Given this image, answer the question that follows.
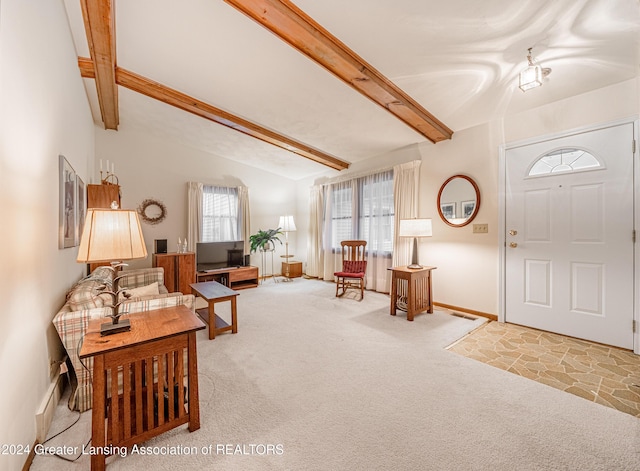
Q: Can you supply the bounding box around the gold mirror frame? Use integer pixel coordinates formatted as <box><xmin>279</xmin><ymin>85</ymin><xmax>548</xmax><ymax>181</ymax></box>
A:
<box><xmin>437</xmin><ymin>175</ymin><xmax>481</xmax><ymax>227</ymax></box>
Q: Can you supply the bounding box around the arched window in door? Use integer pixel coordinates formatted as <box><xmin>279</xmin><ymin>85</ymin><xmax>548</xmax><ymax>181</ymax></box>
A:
<box><xmin>527</xmin><ymin>148</ymin><xmax>603</xmax><ymax>177</ymax></box>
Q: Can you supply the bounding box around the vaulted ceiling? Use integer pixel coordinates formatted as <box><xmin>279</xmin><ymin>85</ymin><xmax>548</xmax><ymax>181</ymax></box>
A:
<box><xmin>63</xmin><ymin>0</ymin><xmax>640</xmax><ymax>180</ymax></box>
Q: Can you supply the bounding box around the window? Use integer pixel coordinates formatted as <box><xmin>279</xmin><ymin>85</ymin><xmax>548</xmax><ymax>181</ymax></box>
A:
<box><xmin>202</xmin><ymin>185</ymin><xmax>239</xmax><ymax>242</ymax></box>
<box><xmin>328</xmin><ymin>169</ymin><xmax>394</xmax><ymax>254</ymax></box>
<box><xmin>528</xmin><ymin>148</ymin><xmax>603</xmax><ymax>177</ymax></box>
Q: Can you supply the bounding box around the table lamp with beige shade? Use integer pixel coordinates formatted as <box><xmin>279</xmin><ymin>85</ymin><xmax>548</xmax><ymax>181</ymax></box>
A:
<box><xmin>76</xmin><ymin>207</ymin><xmax>148</xmax><ymax>335</ymax></box>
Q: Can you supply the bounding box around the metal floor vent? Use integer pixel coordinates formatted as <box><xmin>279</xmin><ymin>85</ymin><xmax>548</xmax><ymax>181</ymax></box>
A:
<box><xmin>449</xmin><ymin>311</ymin><xmax>477</xmax><ymax>321</ymax></box>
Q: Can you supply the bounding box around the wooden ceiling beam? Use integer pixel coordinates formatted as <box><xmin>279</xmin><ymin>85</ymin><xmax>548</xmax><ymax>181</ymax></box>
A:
<box><xmin>78</xmin><ymin>58</ymin><xmax>350</xmax><ymax>171</ymax></box>
<box><xmin>224</xmin><ymin>0</ymin><xmax>453</xmax><ymax>143</ymax></box>
<box><xmin>80</xmin><ymin>0</ymin><xmax>119</xmax><ymax>129</ymax></box>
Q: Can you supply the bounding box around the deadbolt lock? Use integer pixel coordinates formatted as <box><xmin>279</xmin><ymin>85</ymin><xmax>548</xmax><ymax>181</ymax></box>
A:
<box><xmin>509</xmin><ymin>230</ymin><xmax>518</xmax><ymax>236</ymax></box>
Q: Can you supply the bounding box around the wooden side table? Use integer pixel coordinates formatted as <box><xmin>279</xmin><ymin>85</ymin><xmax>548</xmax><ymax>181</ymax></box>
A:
<box><xmin>79</xmin><ymin>305</ymin><xmax>205</xmax><ymax>471</ymax></box>
<box><xmin>282</xmin><ymin>261</ymin><xmax>302</xmax><ymax>278</ymax></box>
<box><xmin>190</xmin><ymin>281</ymin><xmax>239</xmax><ymax>340</ymax></box>
<box><xmin>388</xmin><ymin>266</ymin><xmax>437</xmax><ymax>321</ymax></box>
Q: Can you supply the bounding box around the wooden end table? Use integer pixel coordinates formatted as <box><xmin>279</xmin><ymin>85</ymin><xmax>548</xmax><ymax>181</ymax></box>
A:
<box><xmin>190</xmin><ymin>281</ymin><xmax>239</xmax><ymax>340</ymax></box>
<box><xmin>388</xmin><ymin>265</ymin><xmax>437</xmax><ymax>321</ymax></box>
<box><xmin>79</xmin><ymin>305</ymin><xmax>205</xmax><ymax>471</ymax></box>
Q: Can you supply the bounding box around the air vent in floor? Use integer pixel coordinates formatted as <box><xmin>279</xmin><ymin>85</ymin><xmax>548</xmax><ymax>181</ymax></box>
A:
<box><xmin>449</xmin><ymin>311</ymin><xmax>477</xmax><ymax>321</ymax></box>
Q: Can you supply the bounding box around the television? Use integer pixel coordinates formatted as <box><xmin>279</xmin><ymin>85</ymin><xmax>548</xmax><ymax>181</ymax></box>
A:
<box><xmin>196</xmin><ymin>240</ymin><xmax>245</xmax><ymax>271</ymax></box>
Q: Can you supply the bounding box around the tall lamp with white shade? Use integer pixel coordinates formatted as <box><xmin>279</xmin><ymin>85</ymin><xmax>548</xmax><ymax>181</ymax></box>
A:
<box><xmin>76</xmin><ymin>208</ymin><xmax>148</xmax><ymax>335</ymax></box>
<box><xmin>278</xmin><ymin>215</ymin><xmax>296</xmax><ymax>279</ymax></box>
<box><xmin>399</xmin><ymin>218</ymin><xmax>433</xmax><ymax>269</ymax></box>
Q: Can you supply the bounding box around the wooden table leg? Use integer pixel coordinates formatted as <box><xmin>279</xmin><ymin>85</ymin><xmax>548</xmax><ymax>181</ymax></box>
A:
<box><xmin>390</xmin><ymin>274</ymin><xmax>397</xmax><ymax>316</ymax></box>
<box><xmin>208</xmin><ymin>300</ymin><xmax>215</xmax><ymax>340</ymax></box>
<box><xmin>407</xmin><ymin>279</ymin><xmax>414</xmax><ymax>321</ymax></box>
<box><xmin>91</xmin><ymin>354</ymin><xmax>106</xmax><ymax>471</ymax></box>
<box><xmin>427</xmin><ymin>271</ymin><xmax>433</xmax><ymax>313</ymax></box>
<box><xmin>187</xmin><ymin>332</ymin><xmax>201</xmax><ymax>432</ymax></box>
<box><xmin>231</xmin><ymin>296</ymin><xmax>238</xmax><ymax>333</ymax></box>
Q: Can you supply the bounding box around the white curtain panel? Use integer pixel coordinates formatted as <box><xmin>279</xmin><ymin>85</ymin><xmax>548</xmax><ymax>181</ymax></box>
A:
<box><xmin>392</xmin><ymin>160</ymin><xmax>421</xmax><ymax>267</ymax></box>
<box><xmin>306</xmin><ymin>185</ymin><xmax>324</xmax><ymax>278</ymax></box>
<box><xmin>238</xmin><ymin>185</ymin><xmax>250</xmax><ymax>255</ymax></box>
<box><xmin>187</xmin><ymin>181</ymin><xmax>203</xmax><ymax>252</ymax></box>
<box><xmin>188</xmin><ymin>183</ymin><xmax>249</xmax><ymax>253</ymax></box>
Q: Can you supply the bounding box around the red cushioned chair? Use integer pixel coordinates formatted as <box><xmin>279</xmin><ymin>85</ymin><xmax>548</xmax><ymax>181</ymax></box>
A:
<box><xmin>334</xmin><ymin>240</ymin><xmax>367</xmax><ymax>300</ymax></box>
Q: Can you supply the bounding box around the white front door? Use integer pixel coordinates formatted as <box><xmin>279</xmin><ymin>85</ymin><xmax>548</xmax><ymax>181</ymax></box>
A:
<box><xmin>505</xmin><ymin>123</ymin><xmax>634</xmax><ymax>349</ymax></box>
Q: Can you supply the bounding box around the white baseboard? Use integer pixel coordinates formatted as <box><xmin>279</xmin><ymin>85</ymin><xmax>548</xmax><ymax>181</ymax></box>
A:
<box><xmin>35</xmin><ymin>363</ymin><xmax>66</xmax><ymax>443</ymax></box>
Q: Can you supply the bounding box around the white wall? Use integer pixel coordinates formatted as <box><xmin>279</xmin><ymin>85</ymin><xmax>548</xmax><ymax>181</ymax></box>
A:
<box><xmin>95</xmin><ymin>125</ymin><xmax>299</xmax><ymax>271</ymax></box>
<box><xmin>505</xmin><ymin>79</ymin><xmax>638</xmax><ymax>144</ymax></box>
<box><xmin>417</xmin><ymin>123</ymin><xmax>501</xmax><ymax>315</ymax></box>
<box><xmin>0</xmin><ymin>0</ymin><xmax>95</xmax><ymax>468</ymax></box>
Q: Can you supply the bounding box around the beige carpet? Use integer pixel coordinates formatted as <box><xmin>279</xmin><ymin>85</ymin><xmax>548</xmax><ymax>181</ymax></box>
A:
<box><xmin>31</xmin><ymin>279</ymin><xmax>640</xmax><ymax>470</ymax></box>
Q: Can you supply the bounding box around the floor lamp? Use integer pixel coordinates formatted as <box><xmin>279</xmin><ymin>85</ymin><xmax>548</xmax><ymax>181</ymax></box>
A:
<box><xmin>76</xmin><ymin>208</ymin><xmax>148</xmax><ymax>335</ymax></box>
<box><xmin>399</xmin><ymin>218</ymin><xmax>432</xmax><ymax>269</ymax></box>
<box><xmin>278</xmin><ymin>215</ymin><xmax>296</xmax><ymax>280</ymax></box>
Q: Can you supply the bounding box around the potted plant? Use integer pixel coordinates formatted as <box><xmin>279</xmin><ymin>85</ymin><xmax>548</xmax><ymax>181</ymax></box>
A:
<box><xmin>249</xmin><ymin>228</ymin><xmax>283</xmax><ymax>253</ymax></box>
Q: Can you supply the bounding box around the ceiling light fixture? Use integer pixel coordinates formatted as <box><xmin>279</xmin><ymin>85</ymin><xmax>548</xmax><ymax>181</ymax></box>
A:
<box><xmin>519</xmin><ymin>48</ymin><xmax>551</xmax><ymax>92</ymax></box>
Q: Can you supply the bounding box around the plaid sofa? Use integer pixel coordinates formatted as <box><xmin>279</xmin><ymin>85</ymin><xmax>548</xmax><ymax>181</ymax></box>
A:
<box><xmin>53</xmin><ymin>266</ymin><xmax>195</xmax><ymax>412</ymax></box>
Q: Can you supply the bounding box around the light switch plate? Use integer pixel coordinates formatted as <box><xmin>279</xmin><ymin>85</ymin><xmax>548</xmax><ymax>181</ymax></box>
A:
<box><xmin>473</xmin><ymin>224</ymin><xmax>488</xmax><ymax>233</ymax></box>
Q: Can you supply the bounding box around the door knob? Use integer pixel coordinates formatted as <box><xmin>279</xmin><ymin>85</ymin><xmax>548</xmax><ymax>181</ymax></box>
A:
<box><xmin>509</xmin><ymin>242</ymin><xmax>518</xmax><ymax>248</ymax></box>
<box><xmin>509</xmin><ymin>230</ymin><xmax>518</xmax><ymax>236</ymax></box>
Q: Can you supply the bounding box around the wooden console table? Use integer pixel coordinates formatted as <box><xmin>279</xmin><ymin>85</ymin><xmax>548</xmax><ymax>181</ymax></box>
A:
<box><xmin>153</xmin><ymin>252</ymin><xmax>196</xmax><ymax>294</ymax></box>
<box><xmin>190</xmin><ymin>281</ymin><xmax>239</xmax><ymax>340</ymax></box>
<box><xmin>196</xmin><ymin>265</ymin><xmax>258</xmax><ymax>290</ymax></box>
<box><xmin>79</xmin><ymin>305</ymin><xmax>205</xmax><ymax>471</ymax></box>
<box><xmin>388</xmin><ymin>266</ymin><xmax>437</xmax><ymax>321</ymax></box>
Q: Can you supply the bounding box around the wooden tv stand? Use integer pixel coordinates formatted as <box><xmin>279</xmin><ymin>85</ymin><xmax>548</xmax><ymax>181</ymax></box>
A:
<box><xmin>196</xmin><ymin>266</ymin><xmax>258</xmax><ymax>290</ymax></box>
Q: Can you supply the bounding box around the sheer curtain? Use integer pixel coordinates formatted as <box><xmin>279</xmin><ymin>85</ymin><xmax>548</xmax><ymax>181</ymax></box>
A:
<box><xmin>320</xmin><ymin>169</ymin><xmax>394</xmax><ymax>293</ymax></box>
<box><xmin>202</xmin><ymin>185</ymin><xmax>238</xmax><ymax>241</ymax></box>
<box><xmin>187</xmin><ymin>183</ymin><xmax>250</xmax><ymax>249</ymax></box>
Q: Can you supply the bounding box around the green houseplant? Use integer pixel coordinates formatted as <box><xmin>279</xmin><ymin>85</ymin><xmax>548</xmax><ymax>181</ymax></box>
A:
<box><xmin>249</xmin><ymin>228</ymin><xmax>283</xmax><ymax>253</ymax></box>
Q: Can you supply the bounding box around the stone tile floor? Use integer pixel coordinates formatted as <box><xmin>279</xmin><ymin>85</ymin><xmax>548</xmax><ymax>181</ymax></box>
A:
<box><xmin>447</xmin><ymin>321</ymin><xmax>640</xmax><ymax>418</ymax></box>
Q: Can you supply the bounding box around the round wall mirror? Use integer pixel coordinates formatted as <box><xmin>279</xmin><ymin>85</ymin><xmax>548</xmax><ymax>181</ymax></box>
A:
<box><xmin>437</xmin><ymin>175</ymin><xmax>481</xmax><ymax>227</ymax></box>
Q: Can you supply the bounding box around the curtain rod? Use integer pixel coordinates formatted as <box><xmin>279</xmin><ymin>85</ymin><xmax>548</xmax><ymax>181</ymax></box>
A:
<box><xmin>318</xmin><ymin>164</ymin><xmax>394</xmax><ymax>187</ymax></box>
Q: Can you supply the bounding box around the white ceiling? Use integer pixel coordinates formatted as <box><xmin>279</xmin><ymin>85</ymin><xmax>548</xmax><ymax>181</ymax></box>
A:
<box><xmin>63</xmin><ymin>0</ymin><xmax>640</xmax><ymax>180</ymax></box>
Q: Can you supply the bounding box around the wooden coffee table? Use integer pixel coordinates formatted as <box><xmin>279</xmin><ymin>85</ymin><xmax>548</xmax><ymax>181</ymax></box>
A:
<box><xmin>190</xmin><ymin>281</ymin><xmax>239</xmax><ymax>340</ymax></box>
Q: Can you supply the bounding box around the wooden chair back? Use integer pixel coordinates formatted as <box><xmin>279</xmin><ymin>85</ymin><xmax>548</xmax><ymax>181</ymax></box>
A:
<box><xmin>340</xmin><ymin>240</ymin><xmax>367</xmax><ymax>264</ymax></box>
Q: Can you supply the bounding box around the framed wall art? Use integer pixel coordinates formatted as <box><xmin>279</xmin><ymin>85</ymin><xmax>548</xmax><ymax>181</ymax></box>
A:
<box><xmin>59</xmin><ymin>155</ymin><xmax>76</xmax><ymax>249</ymax></box>
<box><xmin>440</xmin><ymin>202</ymin><xmax>456</xmax><ymax>220</ymax></box>
<box><xmin>461</xmin><ymin>200</ymin><xmax>476</xmax><ymax>219</ymax></box>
